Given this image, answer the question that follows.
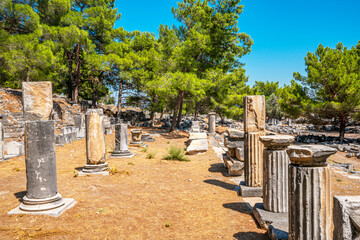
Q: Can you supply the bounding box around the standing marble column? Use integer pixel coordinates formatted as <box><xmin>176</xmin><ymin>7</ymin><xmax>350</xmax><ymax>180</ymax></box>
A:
<box><xmin>8</xmin><ymin>82</ymin><xmax>76</xmax><ymax>216</ymax></box>
<box><xmin>110</xmin><ymin>124</ymin><xmax>135</xmax><ymax>158</ymax></box>
<box><xmin>208</xmin><ymin>112</ymin><xmax>216</xmax><ymax>136</ymax></box>
<box><xmin>260</xmin><ymin>135</ymin><xmax>294</xmax><ymax>213</ymax></box>
<box><xmin>287</xmin><ymin>145</ymin><xmax>337</xmax><ymax>240</ymax></box>
<box><xmin>243</xmin><ymin>95</ymin><xmax>265</xmax><ymax>188</ymax></box>
<box><xmin>80</xmin><ymin>109</ymin><xmax>108</xmax><ymax>175</ymax></box>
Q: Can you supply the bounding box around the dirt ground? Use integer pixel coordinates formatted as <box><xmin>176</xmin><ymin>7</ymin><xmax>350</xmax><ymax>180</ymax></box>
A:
<box><xmin>0</xmin><ymin>128</ymin><xmax>359</xmax><ymax>240</ymax></box>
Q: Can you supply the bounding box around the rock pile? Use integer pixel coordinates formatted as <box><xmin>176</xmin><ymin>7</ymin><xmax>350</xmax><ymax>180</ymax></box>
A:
<box><xmin>222</xmin><ymin>128</ymin><xmax>244</xmax><ymax>176</ymax></box>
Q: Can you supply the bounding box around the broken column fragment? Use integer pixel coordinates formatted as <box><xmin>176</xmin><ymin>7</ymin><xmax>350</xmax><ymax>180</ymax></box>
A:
<box><xmin>22</xmin><ymin>82</ymin><xmax>53</xmax><ymax>121</ymax></box>
<box><xmin>80</xmin><ymin>109</ymin><xmax>108</xmax><ymax>175</ymax></box>
<box><xmin>110</xmin><ymin>124</ymin><xmax>135</xmax><ymax>158</ymax></box>
<box><xmin>287</xmin><ymin>145</ymin><xmax>337</xmax><ymax>240</ymax></box>
<box><xmin>243</xmin><ymin>95</ymin><xmax>265</xmax><ymax>188</ymax></box>
<box><xmin>260</xmin><ymin>135</ymin><xmax>294</xmax><ymax>213</ymax></box>
<box><xmin>208</xmin><ymin>112</ymin><xmax>216</xmax><ymax>136</ymax></box>
<box><xmin>8</xmin><ymin>120</ymin><xmax>76</xmax><ymax>216</ymax></box>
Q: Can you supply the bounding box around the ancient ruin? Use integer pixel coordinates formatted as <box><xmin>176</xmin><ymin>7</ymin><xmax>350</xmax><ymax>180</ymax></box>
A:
<box><xmin>287</xmin><ymin>145</ymin><xmax>337</xmax><ymax>240</ymax></box>
<box><xmin>110</xmin><ymin>123</ymin><xmax>135</xmax><ymax>158</ymax></box>
<box><xmin>79</xmin><ymin>109</ymin><xmax>108</xmax><ymax>175</ymax></box>
<box><xmin>208</xmin><ymin>112</ymin><xmax>216</xmax><ymax>136</ymax></box>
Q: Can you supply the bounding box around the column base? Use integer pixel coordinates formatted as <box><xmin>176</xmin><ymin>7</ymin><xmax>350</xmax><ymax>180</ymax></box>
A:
<box><xmin>253</xmin><ymin>203</ymin><xmax>288</xmax><ymax>240</ymax></box>
<box><xmin>109</xmin><ymin>151</ymin><xmax>136</xmax><ymax>158</ymax></box>
<box><xmin>78</xmin><ymin>163</ymin><xmax>109</xmax><ymax>176</ymax></box>
<box><xmin>8</xmin><ymin>197</ymin><xmax>76</xmax><ymax>217</ymax></box>
<box><xmin>238</xmin><ymin>181</ymin><xmax>262</xmax><ymax>197</ymax></box>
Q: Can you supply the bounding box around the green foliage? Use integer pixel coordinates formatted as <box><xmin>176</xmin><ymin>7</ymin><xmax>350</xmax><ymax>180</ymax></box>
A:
<box><xmin>251</xmin><ymin>81</ymin><xmax>279</xmax><ymax>98</ymax></box>
<box><xmin>146</xmin><ymin>152</ymin><xmax>156</xmax><ymax>159</ymax></box>
<box><xmin>163</xmin><ymin>146</ymin><xmax>190</xmax><ymax>162</ymax></box>
<box><xmin>266</xmin><ymin>93</ymin><xmax>284</xmax><ymax>119</ymax></box>
<box><xmin>280</xmin><ymin>42</ymin><xmax>360</xmax><ymax>141</ymax></box>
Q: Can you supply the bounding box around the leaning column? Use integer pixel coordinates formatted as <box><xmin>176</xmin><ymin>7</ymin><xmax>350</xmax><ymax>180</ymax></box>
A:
<box><xmin>8</xmin><ymin>81</ymin><xmax>76</xmax><ymax>217</ymax></box>
<box><xmin>110</xmin><ymin>124</ymin><xmax>135</xmax><ymax>158</ymax></box>
<box><xmin>79</xmin><ymin>109</ymin><xmax>108</xmax><ymax>175</ymax></box>
<box><xmin>208</xmin><ymin>112</ymin><xmax>216</xmax><ymax>136</ymax></box>
<box><xmin>239</xmin><ymin>95</ymin><xmax>265</xmax><ymax>197</ymax></box>
<box><xmin>260</xmin><ymin>135</ymin><xmax>294</xmax><ymax>213</ymax></box>
<box><xmin>287</xmin><ymin>145</ymin><xmax>336</xmax><ymax>240</ymax></box>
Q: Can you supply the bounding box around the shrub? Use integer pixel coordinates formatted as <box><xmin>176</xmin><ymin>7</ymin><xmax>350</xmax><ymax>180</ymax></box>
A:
<box><xmin>141</xmin><ymin>147</ymin><xmax>148</xmax><ymax>152</ymax></box>
<box><xmin>163</xmin><ymin>146</ymin><xmax>190</xmax><ymax>162</ymax></box>
<box><xmin>146</xmin><ymin>152</ymin><xmax>156</xmax><ymax>159</ymax></box>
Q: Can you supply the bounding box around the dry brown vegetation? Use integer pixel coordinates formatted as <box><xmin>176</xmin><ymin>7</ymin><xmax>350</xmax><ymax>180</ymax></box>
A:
<box><xmin>0</xmin><ymin>128</ymin><xmax>359</xmax><ymax>239</ymax></box>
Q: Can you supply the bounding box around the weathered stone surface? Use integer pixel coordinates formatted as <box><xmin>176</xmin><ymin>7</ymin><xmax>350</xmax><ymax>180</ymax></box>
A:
<box><xmin>110</xmin><ymin>124</ymin><xmax>134</xmax><ymax>158</ymax></box>
<box><xmin>244</xmin><ymin>95</ymin><xmax>265</xmax><ymax>133</ymax></box>
<box><xmin>226</xmin><ymin>129</ymin><xmax>244</xmax><ymax>139</ymax></box>
<box><xmin>85</xmin><ymin>110</ymin><xmax>106</xmax><ymax>165</ymax></box>
<box><xmin>223</xmin><ymin>153</ymin><xmax>244</xmax><ymax>176</ymax></box>
<box><xmin>228</xmin><ymin>147</ymin><xmax>236</xmax><ymax>158</ymax></box>
<box><xmin>24</xmin><ymin>120</ymin><xmax>58</xmax><ymax>199</ymax></box>
<box><xmin>141</xmin><ymin>133</ymin><xmax>155</xmax><ymax>142</ymax></box>
<box><xmin>5</xmin><ymin>141</ymin><xmax>25</xmax><ymax>156</ymax></box>
<box><xmin>235</xmin><ymin>147</ymin><xmax>244</xmax><ymax>161</ymax></box>
<box><xmin>333</xmin><ymin>196</ymin><xmax>360</xmax><ymax>240</ymax></box>
<box><xmin>263</xmin><ymin>150</ymin><xmax>289</xmax><ymax>213</ymax></box>
<box><xmin>238</xmin><ymin>182</ymin><xmax>263</xmax><ymax>197</ymax></box>
<box><xmin>208</xmin><ymin>112</ymin><xmax>216</xmax><ymax>135</ymax></box>
<box><xmin>22</xmin><ymin>82</ymin><xmax>53</xmax><ymax>121</ymax></box>
<box><xmin>260</xmin><ymin>135</ymin><xmax>295</xmax><ymax>150</ymax></box>
<box><xmin>244</xmin><ymin>132</ymin><xmax>265</xmax><ymax>187</ymax></box>
<box><xmin>287</xmin><ymin>145</ymin><xmax>337</xmax><ymax>166</ymax></box>
<box><xmin>289</xmin><ymin>164</ymin><xmax>331</xmax><ymax>240</ymax></box>
<box><xmin>186</xmin><ymin>139</ymin><xmax>208</xmax><ymax>155</ymax></box>
<box><xmin>224</xmin><ymin>136</ymin><xmax>244</xmax><ymax>149</ymax></box>
<box><xmin>130</xmin><ymin>129</ymin><xmax>142</xmax><ymax>144</ymax></box>
<box><xmin>189</xmin><ymin>132</ymin><xmax>207</xmax><ymax>140</ymax></box>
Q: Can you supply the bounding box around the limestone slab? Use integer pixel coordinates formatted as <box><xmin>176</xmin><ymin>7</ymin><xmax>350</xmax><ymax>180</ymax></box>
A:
<box><xmin>189</xmin><ymin>132</ymin><xmax>207</xmax><ymax>140</ymax></box>
<box><xmin>226</xmin><ymin>129</ymin><xmax>244</xmax><ymax>139</ymax></box>
<box><xmin>224</xmin><ymin>136</ymin><xmax>244</xmax><ymax>149</ymax></box>
<box><xmin>223</xmin><ymin>154</ymin><xmax>244</xmax><ymax>176</ymax></box>
<box><xmin>186</xmin><ymin>139</ymin><xmax>208</xmax><ymax>155</ymax></box>
<box><xmin>238</xmin><ymin>181</ymin><xmax>262</xmax><ymax>197</ymax></box>
<box><xmin>22</xmin><ymin>82</ymin><xmax>53</xmax><ymax>121</ymax></box>
<box><xmin>287</xmin><ymin>144</ymin><xmax>337</xmax><ymax>166</ymax></box>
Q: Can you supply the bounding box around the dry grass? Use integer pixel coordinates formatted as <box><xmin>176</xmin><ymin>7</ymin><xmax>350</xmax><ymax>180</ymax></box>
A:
<box><xmin>0</xmin><ymin>127</ymin><xmax>358</xmax><ymax>239</ymax></box>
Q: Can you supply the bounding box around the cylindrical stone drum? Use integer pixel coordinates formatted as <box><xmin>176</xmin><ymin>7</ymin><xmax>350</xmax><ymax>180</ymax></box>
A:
<box><xmin>289</xmin><ymin>164</ymin><xmax>331</xmax><ymax>240</ymax></box>
<box><xmin>244</xmin><ymin>132</ymin><xmax>264</xmax><ymax>187</ymax></box>
<box><xmin>208</xmin><ymin>112</ymin><xmax>216</xmax><ymax>135</ymax></box>
<box><xmin>25</xmin><ymin>120</ymin><xmax>58</xmax><ymax>199</ymax></box>
<box><xmin>263</xmin><ymin>150</ymin><xmax>289</xmax><ymax>212</ymax></box>
<box><xmin>86</xmin><ymin>110</ymin><xmax>106</xmax><ymax>165</ymax></box>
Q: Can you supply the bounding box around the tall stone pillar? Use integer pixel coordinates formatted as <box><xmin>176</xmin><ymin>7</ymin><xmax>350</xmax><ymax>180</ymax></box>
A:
<box><xmin>287</xmin><ymin>145</ymin><xmax>336</xmax><ymax>240</ymax></box>
<box><xmin>260</xmin><ymin>135</ymin><xmax>294</xmax><ymax>213</ymax></box>
<box><xmin>110</xmin><ymin>124</ymin><xmax>135</xmax><ymax>158</ymax></box>
<box><xmin>80</xmin><ymin>109</ymin><xmax>108</xmax><ymax>175</ymax></box>
<box><xmin>208</xmin><ymin>112</ymin><xmax>216</xmax><ymax>136</ymax></box>
<box><xmin>243</xmin><ymin>95</ymin><xmax>265</xmax><ymax>188</ymax></box>
<box><xmin>8</xmin><ymin>82</ymin><xmax>76</xmax><ymax>216</ymax></box>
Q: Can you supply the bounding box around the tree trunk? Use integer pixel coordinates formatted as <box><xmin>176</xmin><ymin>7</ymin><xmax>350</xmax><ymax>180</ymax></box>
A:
<box><xmin>159</xmin><ymin>108</ymin><xmax>164</xmax><ymax>124</ymax></box>
<box><xmin>66</xmin><ymin>52</ymin><xmax>73</xmax><ymax>99</ymax></box>
<box><xmin>170</xmin><ymin>89</ymin><xmax>184</xmax><ymax>132</ymax></box>
<box><xmin>176</xmin><ymin>98</ymin><xmax>184</xmax><ymax>128</ymax></box>
<box><xmin>91</xmin><ymin>80</ymin><xmax>98</xmax><ymax>108</ymax></box>
<box><xmin>71</xmin><ymin>43</ymin><xmax>81</xmax><ymax>104</ymax></box>
<box><xmin>339</xmin><ymin>112</ymin><xmax>346</xmax><ymax>142</ymax></box>
<box><xmin>194</xmin><ymin>102</ymin><xmax>200</xmax><ymax>120</ymax></box>
<box><xmin>117</xmin><ymin>81</ymin><xmax>123</xmax><ymax>118</ymax></box>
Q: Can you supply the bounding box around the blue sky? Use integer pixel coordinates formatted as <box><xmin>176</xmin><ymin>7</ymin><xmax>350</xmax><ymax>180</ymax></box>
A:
<box><xmin>114</xmin><ymin>0</ymin><xmax>360</xmax><ymax>87</ymax></box>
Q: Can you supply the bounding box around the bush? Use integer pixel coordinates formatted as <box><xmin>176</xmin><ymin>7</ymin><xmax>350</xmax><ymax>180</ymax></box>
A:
<box><xmin>163</xmin><ymin>146</ymin><xmax>189</xmax><ymax>162</ymax></box>
<box><xmin>146</xmin><ymin>152</ymin><xmax>156</xmax><ymax>159</ymax></box>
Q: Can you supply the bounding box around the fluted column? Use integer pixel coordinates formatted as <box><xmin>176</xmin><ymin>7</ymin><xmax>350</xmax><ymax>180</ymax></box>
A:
<box><xmin>0</xmin><ymin>118</ymin><xmax>3</xmax><ymax>161</ymax></box>
<box><xmin>287</xmin><ymin>145</ymin><xmax>336</xmax><ymax>240</ymax></box>
<box><xmin>244</xmin><ymin>132</ymin><xmax>265</xmax><ymax>187</ymax></box>
<box><xmin>260</xmin><ymin>135</ymin><xmax>294</xmax><ymax>213</ymax></box>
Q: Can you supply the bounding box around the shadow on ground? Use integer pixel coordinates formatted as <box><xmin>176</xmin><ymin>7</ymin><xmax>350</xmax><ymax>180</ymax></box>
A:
<box><xmin>233</xmin><ymin>231</ymin><xmax>267</xmax><ymax>240</ymax></box>
<box><xmin>14</xmin><ymin>191</ymin><xmax>26</xmax><ymax>202</ymax></box>
<box><xmin>204</xmin><ymin>179</ymin><xmax>237</xmax><ymax>191</ymax></box>
<box><xmin>208</xmin><ymin>163</ymin><xmax>229</xmax><ymax>176</ymax></box>
<box><xmin>223</xmin><ymin>202</ymin><xmax>253</xmax><ymax>215</ymax></box>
